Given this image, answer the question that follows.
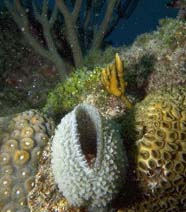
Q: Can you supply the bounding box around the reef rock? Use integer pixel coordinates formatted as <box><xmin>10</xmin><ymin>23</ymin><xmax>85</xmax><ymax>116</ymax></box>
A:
<box><xmin>28</xmin><ymin>142</ymin><xmax>83</xmax><ymax>212</ymax></box>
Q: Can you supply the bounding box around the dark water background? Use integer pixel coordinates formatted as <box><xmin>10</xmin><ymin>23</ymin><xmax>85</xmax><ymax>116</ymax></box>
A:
<box><xmin>0</xmin><ymin>0</ymin><xmax>178</xmax><ymax>46</ymax></box>
<box><xmin>110</xmin><ymin>0</ymin><xmax>177</xmax><ymax>46</ymax></box>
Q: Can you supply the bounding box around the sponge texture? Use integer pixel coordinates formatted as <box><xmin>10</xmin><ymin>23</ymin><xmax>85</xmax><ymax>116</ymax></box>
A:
<box><xmin>51</xmin><ymin>104</ymin><xmax>127</xmax><ymax>210</ymax></box>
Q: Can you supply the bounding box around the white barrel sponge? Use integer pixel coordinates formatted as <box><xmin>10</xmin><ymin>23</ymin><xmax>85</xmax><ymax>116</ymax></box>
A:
<box><xmin>51</xmin><ymin>104</ymin><xmax>127</xmax><ymax>211</ymax></box>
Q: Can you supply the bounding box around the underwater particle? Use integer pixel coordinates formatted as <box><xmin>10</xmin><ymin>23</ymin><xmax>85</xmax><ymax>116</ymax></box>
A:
<box><xmin>51</xmin><ymin>103</ymin><xmax>127</xmax><ymax>211</ymax></box>
<box><xmin>0</xmin><ymin>188</ymin><xmax>12</xmax><ymax>205</ymax></box>
<box><xmin>0</xmin><ymin>109</ymin><xmax>55</xmax><ymax>211</ymax></box>
<box><xmin>18</xmin><ymin>197</ymin><xmax>28</xmax><ymax>207</ymax></box>
<box><xmin>30</xmin><ymin>147</ymin><xmax>42</xmax><ymax>163</ymax></box>
<box><xmin>0</xmin><ymin>175</ymin><xmax>14</xmax><ymax>188</ymax></box>
<box><xmin>121</xmin><ymin>86</ymin><xmax>186</xmax><ymax>211</ymax></box>
<box><xmin>15</xmin><ymin>119</ymin><xmax>29</xmax><ymax>130</ymax></box>
<box><xmin>34</xmin><ymin>132</ymin><xmax>49</xmax><ymax>147</ymax></box>
<box><xmin>1</xmin><ymin>165</ymin><xmax>14</xmax><ymax>176</ymax></box>
<box><xmin>17</xmin><ymin>167</ymin><xmax>32</xmax><ymax>180</ymax></box>
<box><xmin>12</xmin><ymin>183</ymin><xmax>26</xmax><ymax>200</ymax></box>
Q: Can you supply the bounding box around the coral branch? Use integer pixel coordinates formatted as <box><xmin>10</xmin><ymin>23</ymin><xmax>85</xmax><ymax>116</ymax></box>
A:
<box><xmin>49</xmin><ymin>4</ymin><xmax>58</xmax><ymax>26</ymax></box>
<box><xmin>5</xmin><ymin>0</ymin><xmax>139</xmax><ymax>78</ymax></box>
<box><xmin>91</xmin><ymin>0</ymin><xmax>117</xmax><ymax>50</ymax></box>
<box><xmin>56</xmin><ymin>0</ymin><xmax>83</xmax><ymax>67</ymax></box>
<box><xmin>5</xmin><ymin>0</ymin><xmax>68</xmax><ymax>80</ymax></box>
<box><xmin>72</xmin><ymin>0</ymin><xmax>83</xmax><ymax>22</ymax></box>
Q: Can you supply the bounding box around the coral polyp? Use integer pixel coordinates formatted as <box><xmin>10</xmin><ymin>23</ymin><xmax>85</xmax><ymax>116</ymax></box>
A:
<box><xmin>20</xmin><ymin>137</ymin><xmax>35</xmax><ymax>150</ymax></box>
<box><xmin>0</xmin><ymin>110</ymin><xmax>55</xmax><ymax>212</ymax></box>
<box><xmin>13</xmin><ymin>150</ymin><xmax>30</xmax><ymax>166</ymax></box>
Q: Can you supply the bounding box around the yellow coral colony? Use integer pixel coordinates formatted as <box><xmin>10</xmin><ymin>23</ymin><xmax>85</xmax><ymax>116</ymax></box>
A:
<box><xmin>119</xmin><ymin>86</ymin><xmax>186</xmax><ymax>211</ymax></box>
<box><xmin>101</xmin><ymin>53</ymin><xmax>133</xmax><ymax>109</ymax></box>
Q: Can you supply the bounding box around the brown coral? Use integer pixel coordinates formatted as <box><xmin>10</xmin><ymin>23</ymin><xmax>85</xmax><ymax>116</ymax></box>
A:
<box><xmin>0</xmin><ymin>110</ymin><xmax>55</xmax><ymax>211</ymax></box>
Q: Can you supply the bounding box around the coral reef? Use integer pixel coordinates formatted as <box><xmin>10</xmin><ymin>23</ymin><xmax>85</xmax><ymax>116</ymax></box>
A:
<box><xmin>51</xmin><ymin>104</ymin><xmax>127</xmax><ymax>211</ymax></box>
<box><xmin>17</xmin><ymin>16</ymin><xmax>186</xmax><ymax>212</ymax></box>
<box><xmin>29</xmin><ymin>86</ymin><xmax>186</xmax><ymax>212</ymax></box>
<box><xmin>120</xmin><ymin>86</ymin><xmax>186</xmax><ymax>211</ymax></box>
<box><xmin>121</xmin><ymin>18</ymin><xmax>186</xmax><ymax>94</ymax></box>
<box><xmin>44</xmin><ymin>18</ymin><xmax>186</xmax><ymax>120</ymax></box>
<box><xmin>0</xmin><ymin>110</ymin><xmax>55</xmax><ymax>211</ymax></box>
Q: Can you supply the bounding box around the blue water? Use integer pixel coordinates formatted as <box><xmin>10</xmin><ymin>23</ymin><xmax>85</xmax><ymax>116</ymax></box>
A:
<box><xmin>0</xmin><ymin>0</ymin><xmax>178</xmax><ymax>46</ymax></box>
<box><xmin>109</xmin><ymin>0</ymin><xmax>178</xmax><ymax>46</ymax></box>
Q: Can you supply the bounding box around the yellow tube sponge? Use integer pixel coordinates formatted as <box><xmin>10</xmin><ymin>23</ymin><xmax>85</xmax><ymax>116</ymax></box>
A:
<box><xmin>101</xmin><ymin>53</ymin><xmax>133</xmax><ymax>109</ymax></box>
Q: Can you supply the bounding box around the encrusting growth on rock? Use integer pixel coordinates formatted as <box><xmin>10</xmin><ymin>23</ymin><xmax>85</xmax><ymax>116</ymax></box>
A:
<box><xmin>101</xmin><ymin>53</ymin><xmax>133</xmax><ymax>109</ymax></box>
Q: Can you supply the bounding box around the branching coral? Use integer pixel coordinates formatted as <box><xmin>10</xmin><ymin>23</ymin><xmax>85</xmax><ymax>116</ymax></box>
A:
<box><xmin>44</xmin><ymin>18</ymin><xmax>186</xmax><ymax>119</ymax></box>
<box><xmin>4</xmin><ymin>0</ymin><xmax>139</xmax><ymax>80</ymax></box>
